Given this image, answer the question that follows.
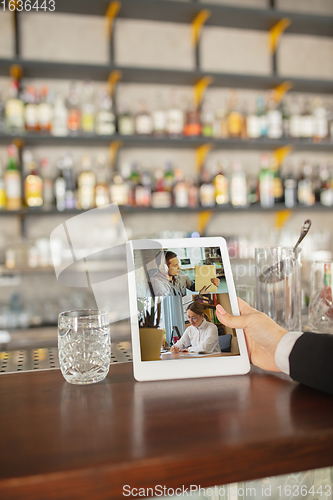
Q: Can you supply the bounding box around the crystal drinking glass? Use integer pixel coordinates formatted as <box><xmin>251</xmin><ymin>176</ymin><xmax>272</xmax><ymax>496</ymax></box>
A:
<box><xmin>58</xmin><ymin>310</ymin><xmax>111</xmax><ymax>385</ymax></box>
<box><xmin>308</xmin><ymin>261</ymin><xmax>333</xmax><ymax>334</ymax></box>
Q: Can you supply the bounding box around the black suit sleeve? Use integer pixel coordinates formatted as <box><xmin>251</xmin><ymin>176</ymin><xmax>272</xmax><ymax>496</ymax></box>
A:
<box><xmin>289</xmin><ymin>332</ymin><xmax>333</xmax><ymax>396</ymax></box>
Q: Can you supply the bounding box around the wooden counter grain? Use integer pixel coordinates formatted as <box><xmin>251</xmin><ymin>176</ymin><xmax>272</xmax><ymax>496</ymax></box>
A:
<box><xmin>0</xmin><ymin>363</ymin><xmax>333</xmax><ymax>500</ymax></box>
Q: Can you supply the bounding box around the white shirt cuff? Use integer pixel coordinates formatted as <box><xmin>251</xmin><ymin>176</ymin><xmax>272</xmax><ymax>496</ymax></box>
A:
<box><xmin>275</xmin><ymin>331</ymin><xmax>304</xmax><ymax>375</ymax></box>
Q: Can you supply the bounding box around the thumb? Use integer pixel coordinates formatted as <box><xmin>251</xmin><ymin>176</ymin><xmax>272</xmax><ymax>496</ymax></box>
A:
<box><xmin>216</xmin><ymin>304</ymin><xmax>249</xmax><ymax>330</ymax></box>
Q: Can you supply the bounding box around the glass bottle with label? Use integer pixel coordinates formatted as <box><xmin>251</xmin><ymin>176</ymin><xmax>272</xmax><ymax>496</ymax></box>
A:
<box><xmin>54</xmin><ymin>159</ymin><xmax>66</xmax><ymax>212</ymax></box>
<box><xmin>151</xmin><ymin>167</ymin><xmax>172</xmax><ymax>208</ymax></box>
<box><xmin>297</xmin><ymin>161</ymin><xmax>315</xmax><ymax>206</ymax></box>
<box><xmin>117</xmin><ymin>101</ymin><xmax>135</xmax><ymax>136</ymax></box>
<box><xmin>41</xmin><ymin>157</ymin><xmax>54</xmax><ymax>209</ymax></box>
<box><xmin>289</xmin><ymin>98</ymin><xmax>302</xmax><ymax>139</ymax></box>
<box><xmin>267</xmin><ymin>93</ymin><xmax>283</xmax><ymax>140</ymax></box>
<box><xmin>0</xmin><ymin>85</ymin><xmax>5</xmax><ymax>133</ymax></box>
<box><xmin>23</xmin><ymin>151</ymin><xmax>43</xmax><ymax>208</ymax></box>
<box><xmin>300</xmin><ymin>100</ymin><xmax>315</xmax><ymax>140</ymax></box>
<box><xmin>67</xmin><ymin>82</ymin><xmax>81</xmax><ymax>136</ymax></box>
<box><xmin>135</xmin><ymin>169</ymin><xmax>151</xmax><ymax>207</ymax></box>
<box><xmin>5</xmin><ymin>145</ymin><xmax>21</xmax><ymax>210</ymax></box>
<box><xmin>187</xmin><ymin>177</ymin><xmax>199</xmax><ymax>208</ymax></box>
<box><xmin>81</xmin><ymin>81</ymin><xmax>95</xmax><ymax>135</ymax></box>
<box><xmin>152</xmin><ymin>96</ymin><xmax>167</xmax><ymax>137</ymax></box>
<box><xmin>246</xmin><ymin>101</ymin><xmax>261</xmax><ymax>139</ymax></box>
<box><xmin>95</xmin><ymin>154</ymin><xmax>110</xmax><ymax>207</ymax></box>
<box><xmin>271</xmin><ymin>156</ymin><xmax>284</xmax><ymax>204</ymax></box>
<box><xmin>281</xmin><ymin>99</ymin><xmax>290</xmax><ymax>138</ymax></box>
<box><xmin>135</xmin><ymin>100</ymin><xmax>153</xmax><ymax>136</ymax></box>
<box><xmin>320</xmin><ymin>165</ymin><xmax>333</xmax><ymax>207</ymax></box>
<box><xmin>0</xmin><ymin>158</ymin><xmax>6</xmax><ymax>210</ymax></box>
<box><xmin>214</xmin><ymin>162</ymin><xmax>229</xmax><ymax>205</ymax></box>
<box><xmin>52</xmin><ymin>93</ymin><xmax>68</xmax><ymax>137</ymax></box>
<box><xmin>38</xmin><ymin>86</ymin><xmax>53</xmax><ymax>133</ymax></box>
<box><xmin>166</xmin><ymin>93</ymin><xmax>184</xmax><ymax>138</ymax></box>
<box><xmin>24</xmin><ymin>86</ymin><xmax>39</xmax><ymax>132</ymax></box>
<box><xmin>259</xmin><ymin>154</ymin><xmax>274</xmax><ymax>208</ymax></box>
<box><xmin>230</xmin><ymin>161</ymin><xmax>247</xmax><ymax>207</ymax></box>
<box><xmin>201</xmin><ymin>100</ymin><xmax>214</xmax><ymax>138</ymax></box>
<box><xmin>199</xmin><ymin>167</ymin><xmax>215</xmax><ymax>208</ymax></box>
<box><xmin>313</xmin><ymin>98</ymin><xmax>328</xmax><ymax>143</ymax></box>
<box><xmin>174</xmin><ymin>168</ymin><xmax>189</xmax><ymax>208</ymax></box>
<box><xmin>6</xmin><ymin>77</ymin><xmax>24</xmax><ymax>134</ymax></box>
<box><xmin>256</xmin><ymin>96</ymin><xmax>268</xmax><ymax>137</ymax></box>
<box><xmin>78</xmin><ymin>155</ymin><xmax>96</xmax><ymax>210</ymax></box>
<box><xmin>227</xmin><ymin>92</ymin><xmax>243</xmax><ymax>138</ymax></box>
<box><xmin>95</xmin><ymin>90</ymin><xmax>116</xmax><ymax>136</ymax></box>
<box><xmin>184</xmin><ymin>101</ymin><xmax>201</xmax><ymax>136</ymax></box>
<box><xmin>110</xmin><ymin>166</ymin><xmax>130</xmax><ymax>206</ymax></box>
<box><xmin>283</xmin><ymin>165</ymin><xmax>297</xmax><ymax>209</ymax></box>
<box><xmin>62</xmin><ymin>153</ymin><xmax>77</xmax><ymax>210</ymax></box>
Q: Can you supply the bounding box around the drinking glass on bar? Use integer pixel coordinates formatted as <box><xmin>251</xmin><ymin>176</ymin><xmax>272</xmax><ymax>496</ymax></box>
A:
<box><xmin>255</xmin><ymin>247</ymin><xmax>302</xmax><ymax>331</ymax></box>
<box><xmin>58</xmin><ymin>310</ymin><xmax>111</xmax><ymax>385</ymax></box>
<box><xmin>308</xmin><ymin>261</ymin><xmax>333</xmax><ymax>334</ymax></box>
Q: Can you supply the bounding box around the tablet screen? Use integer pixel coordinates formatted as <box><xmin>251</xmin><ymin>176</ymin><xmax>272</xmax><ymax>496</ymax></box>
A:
<box><xmin>133</xmin><ymin>245</ymin><xmax>240</xmax><ymax>362</ymax></box>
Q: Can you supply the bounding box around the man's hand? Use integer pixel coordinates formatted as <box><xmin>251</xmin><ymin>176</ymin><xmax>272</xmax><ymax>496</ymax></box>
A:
<box><xmin>216</xmin><ymin>299</ymin><xmax>288</xmax><ymax>372</ymax></box>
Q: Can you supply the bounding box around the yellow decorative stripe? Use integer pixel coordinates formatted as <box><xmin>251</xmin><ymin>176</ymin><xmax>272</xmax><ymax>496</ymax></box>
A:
<box><xmin>191</xmin><ymin>10</ymin><xmax>211</xmax><ymax>47</ymax></box>
<box><xmin>107</xmin><ymin>70</ymin><xmax>123</xmax><ymax>97</ymax></box>
<box><xmin>275</xmin><ymin>209</ymin><xmax>292</xmax><ymax>230</ymax></box>
<box><xmin>196</xmin><ymin>143</ymin><xmax>213</xmax><ymax>172</ymax></box>
<box><xmin>194</xmin><ymin>76</ymin><xmax>213</xmax><ymax>108</ymax></box>
<box><xmin>197</xmin><ymin>210</ymin><xmax>213</xmax><ymax>235</ymax></box>
<box><xmin>268</xmin><ymin>18</ymin><xmax>291</xmax><ymax>54</ymax></box>
<box><xmin>273</xmin><ymin>145</ymin><xmax>293</xmax><ymax>168</ymax></box>
<box><xmin>105</xmin><ymin>1</ymin><xmax>121</xmax><ymax>39</ymax></box>
<box><xmin>273</xmin><ymin>81</ymin><xmax>293</xmax><ymax>103</ymax></box>
<box><xmin>109</xmin><ymin>141</ymin><xmax>123</xmax><ymax>168</ymax></box>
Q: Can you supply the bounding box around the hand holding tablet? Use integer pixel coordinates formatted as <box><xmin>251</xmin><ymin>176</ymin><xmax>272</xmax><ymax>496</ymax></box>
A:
<box><xmin>126</xmin><ymin>237</ymin><xmax>250</xmax><ymax>381</ymax></box>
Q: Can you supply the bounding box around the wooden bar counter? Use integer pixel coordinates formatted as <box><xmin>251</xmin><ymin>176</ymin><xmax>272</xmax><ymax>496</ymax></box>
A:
<box><xmin>1</xmin><ymin>362</ymin><xmax>333</xmax><ymax>500</ymax></box>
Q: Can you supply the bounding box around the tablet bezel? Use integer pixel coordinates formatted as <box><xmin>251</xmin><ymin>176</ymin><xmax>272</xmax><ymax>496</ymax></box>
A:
<box><xmin>126</xmin><ymin>236</ymin><xmax>250</xmax><ymax>381</ymax></box>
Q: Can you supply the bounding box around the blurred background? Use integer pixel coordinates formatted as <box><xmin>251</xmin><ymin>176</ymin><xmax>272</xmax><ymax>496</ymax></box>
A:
<box><xmin>0</xmin><ymin>0</ymin><xmax>332</xmax><ymax>340</ymax></box>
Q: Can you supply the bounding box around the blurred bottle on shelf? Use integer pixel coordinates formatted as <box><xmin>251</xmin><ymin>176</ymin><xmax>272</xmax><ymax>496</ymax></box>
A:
<box><xmin>110</xmin><ymin>165</ymin><xmax>130</xmax><ymax>206</ymax></box>
<box><xmin>184</xmin><ymin>100</ymin><xmax>201</xmax><ymax>137</ymax></box>
<box><xmin>313</xmin><ymin>98</ymin><xmax>328</xmax><ymax>143</ymax></box>
<box><xmin>174</xmin><ymin>168</ymin><xmax>189</xmax><ymax>207</ymax></box>
<box><xmin>318</xmin><ymin>163</ymin><xmax>333</xmax><ymax>207</ymax></box>
<box><xmin>52</xmin><ymin>93</ymin><xmax>68</xmax><ymax>136</ymax></box>
<box><xmin>246</xmin><ymin>100</ymin><xmax>261</xmax><ymax>139</ymax></box>
<box><xmin>227</xmin><ymin>92</ymin><xmax>244</xmax><ymax>138</ymax></box>
<box><xmin>62</xmin><ymin>153</ymin><xmax>76</xmax><ymax>209</ymax></box>
<box><xmin>67</xmin><ymin>82</ymin><xmax>81</xmax><ymax>136</ymax></box>
<box><xmin>281</xmin><ymin>99</ymin><xmax>290</xmax><ymax>138</ymax></box>
<box><xmin>152</xmin><ymin>96</ymin><xmax>167</xmax><ymax>137</ymax></box>
<box><xmin>230</xmin><ymin>161</ymin><xmax>247</xmax><ymax>207</ymax></box>
<box><xmin>135</xmin><ymin>169</ymin><xmax>152</xmax><ymax>207</ymax></box>
<box><xmin>151</xmin><ymin>166</ymin><xmax>172</xmax><ymax>208</ymax></box>
<box><xmin>166</xmin><ymin>93</ymin><xmax>184</xmax><ymax>138</ymax></box>
<box><xmin>41</xmin><ymin>157</ymin><xmax>54</xmax><ymax>209</ymax></box>
<box><xmin>135</xmin><ymin>100</ymin><xmax>153</xmax><ymax>135</ymax></box>
<box><xmin>300</xmin><ymin>99</ymin><xmax>315</xmax><ymax>140</ymax></box>
<box><xmin>0</xmin><ymin>85</ymin><xmax>5</xmax><ymax>133</ymax></box>
<box><xmin>199</xmin><ymin>166</ymin><xmax>215</xmax><ymax>207</ymax></box>
<box><xmin>77</xmin><ymin>154</ymin><xmax>96</xmax><ymax>209</ymax></box>
<box><xmin>117</xmin><ymin>101</ymin><xmax>135</xmax><ymax>135</ymax></box>
<box><xmin>38</xmin><ymin>86</ymin><xmax>53</xmax><ymax>133</ymax></box>
<box><xmin>23</xmin><ymin>150</ymin><xmax>43</xmax><ymax>208</ymax></box>
<box><xmin>256</xmin><ymin>96</ymin><xmax>268</xmax><ymax>137</ymax></box>
<box><xmin>6</xmin><ymin>71</ymin><xmax>25</xmax><ymax>135</ymax></box>
<box><xmin>214</xmin><ymin>161</ymin><xmax>229</xmax><ymax>205</ymax></box>
<box><xmin>271</xmin><ymin>157</ymin><xmax>284</xmax><ymax>204</ymax></box>
<box><xmin>283</xmin><ymin>164</ymin><xmax>297</xmax><ymax>208</ymax></box>
<box><xmin>95</xmin><ymin>154</ymin><xmax>110</xmax><ymax>207</ymax></box>
<box><xmin>258</xmin><ymin>153</ymin><xmax>274</xmax><ymax>208</ymax></box>
<box><xmin>298</xmin><ymin>161</ymin><xmax>315</xmax><ymax>206</ymax></box>
<box><xmin>187</xmin><ymin>177</ymin><xmax>199</xmax><ymax>208</ymax></box>
<box><xmin>289</xmin><ymin>98</ymin><xmax>302</xmax><ymax>139</ymax></box>
<box><xmin>54</xmin><ymin>159</ymin><xmax>66</xmax><ymax>211</ymax></box>
<box><xmin>213</xmin><ymin>105</ymin><xmax>228</xmax><ymax>139</ymax></box>
<box><xmin>201</xmin><ymin>101</ymin><xmax>214</xmax><ymax>138</ymax></box>
<box><xmin>81</xmin><ymin>81</ymin><xmax>95</xmax><ymax>135</ymax></box>
<box><xmin>267</xmin><ymin>93</ymin><xmax>283</xmax><ymax>140</ymax></box>
<box><xmin>0</xmin><ymin>158</ymin><xmax>6</xmax><ymax>210</ymax></box>
<box><xmin>95</xmin><ymin>90</ymin><xmax>116</xmax><ymax>136</ymax></box>
<box><xmin>24</xmin><ymin>86</ymin><xmax>39</xmax><ymax>132</ymax></box>
<box><xmin>5</xmin><ymin>144</ymin><xmax>21</xmax><ymax>210</ymax></box>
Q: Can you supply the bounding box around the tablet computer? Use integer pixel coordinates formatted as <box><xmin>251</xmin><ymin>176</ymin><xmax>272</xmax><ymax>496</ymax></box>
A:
<box><xmin>126</xmin><ymin>236</ymin><xmax>250</xmax><ymax>381</ymax></box>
